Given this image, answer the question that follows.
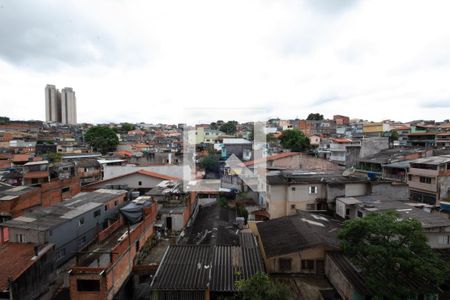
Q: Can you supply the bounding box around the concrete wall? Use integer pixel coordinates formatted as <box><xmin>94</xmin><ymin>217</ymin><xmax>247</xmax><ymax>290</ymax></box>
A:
<box><xmin>267</xmin><ymin>154</ymin><xmax>340</xmax><ymax>171</ymax></box>
<box><xmin>371</xmin><ymin>182</ymin><xmax>409</xmax><ymax>199</ymax></box>
<box><xmin>92</xmin><ymin>173</ymin><xmax>165</xmax><ymax>190</ymax></box>
<box><xmin>265</xmin><ymin>247</ymin><xmax>330</xmax><ymax>274</ymax></box>
<box><xmin>359</xmin><ymin>137</ymin><xmax>389</xmax><ymax>158</ymax></box>
<box><xmin>103</xmin><ymin>165</ymin><xmax>186</xmax><ymax>180</ymax></box>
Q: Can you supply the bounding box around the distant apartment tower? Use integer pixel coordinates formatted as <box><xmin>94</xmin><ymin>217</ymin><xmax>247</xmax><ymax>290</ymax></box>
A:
<box><xmin>45</xmin><ymin>84</ymin><xmax>61</xmax><ymax>123</ymax></box>
<box><xmin>44</xmin><ymin>84</ymin><xmax>77</xmax><ymax>124</ymax></box>
<box><xmin>61</xmin><ymin>87</ymin><xmax>77</xmax><ymax>124</ymax></box>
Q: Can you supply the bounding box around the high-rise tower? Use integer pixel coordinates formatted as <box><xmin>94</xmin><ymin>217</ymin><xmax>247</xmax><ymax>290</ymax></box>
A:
<box><xmin>45</xmin><ymin>84</ymin><xmax>61</xmax><ymax>123</ymax></box>
<box><xmin>61</xmin><ymin>87</ymin><xmax>77</xmax><ymax>125</ymax></box>
<box><xmin>44</xmin><ymin>85</ymin><xmax>77</xmax><ymax>124</ymax></box>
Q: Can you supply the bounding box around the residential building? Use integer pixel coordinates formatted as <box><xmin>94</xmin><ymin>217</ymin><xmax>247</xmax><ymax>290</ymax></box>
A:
<box><xmin>264</xmin><ymin>170</ymin><xmax>407</xmax><ymax>219</ymax></box>
<box><xmin>362</xmin><ymin>122</ymin><xmax>390</xmax><ymax>137</ymax></box>
<box><xmin>3</xmin><ymin>189</ymin><xmax>127</xmax><ymax>265</ymax></box>
<box><xmin>254</xmin><ymin>212</ymin><xmax>340</xmax><ymax>274</ymax></box>
<box><xmin>22</xmin><ymin>160</ymin><xmax>50</xmax><ymax>185</ymax></box>
<box><xmin>45</xmin><ymin>84</ymin><xmax>61</xmax><ymax>123</ymax></box>
<box><xmin>61</xmin><ymin>87</ymin><xmax>77</xmax><ymax>125</ymax></box>
<box><xmin>221</xmin><ymin>138</ymin><xmax>253</xmax><ymax>161</ymax></box>
<box><xmin>436</xmin><ymin>132</ymin><xmax>450</xmax><ymax>148</ymax></box>
<box><xmin>408</xmin><ymin>155</ymin><xmax>450</xmax><ymax>206</ymax></box>
<box><xmin>45</xmin><ymin>85</ymin><xmax>77</xmax><ymax>125</ymax></box>
<box><xmin>333</xmin><ymin>115</ymin><xmax>350</xmax><ymax>125</ymax></box>
<box><xmin>329</xmin><ymin>138</ymin><xmax>358</xmax><ymax>165</ymax></box>
<box><xmin>82</xmin><ymin>169</ymin><xmax>179</xmax><ymax>193</ymax></box>
<box><xmin>69</xmin><ymin>198</ymin><xmax>157</xmax><ymax>300</ymax></box>
<box><xmin>0</xmin><ymin>243</ymin><xmax>56</xmax><ymax>300</ymax></box>
<box><xmin>335</xmin><ymin>194</ymin><xmax>450</xmax><ymax>249</ymax></box>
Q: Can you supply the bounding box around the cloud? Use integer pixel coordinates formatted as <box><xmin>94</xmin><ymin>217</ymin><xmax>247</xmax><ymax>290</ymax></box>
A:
<box><xmin>422</xmin><ymin>100</ymin><xmax>450</xmax><ymax>108</ymax></box>
<box><xmin>0</xmin><ymin>0</ymin><xmax>148</xmax><ymax>70</ymax></box>
<box><xmin>303</xmin><ymin>0</ymin><xmax>361</xmax><ymax>14</ymax></box>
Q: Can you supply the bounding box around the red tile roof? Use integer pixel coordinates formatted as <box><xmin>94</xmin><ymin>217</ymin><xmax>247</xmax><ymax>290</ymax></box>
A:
<box><xmin>331</xmin><ymin>138</ymin><xmax>353</xmax><ymax>143</ymax></box>
<box><xmin>12</xmin><ymin>154</ymin><xmax>29</xmax><ymax>163</ymax></box>
<box><xmin>23</xmin><ymin>171</ymin><xmax>49</xmax><ymax>179</ymax></box>
<box><xmin>0</xmin><ymin>243</ymin><xmax>38</xmax><ymax>290</ymax></box>
<box><xmin>0</xmin><ymin>160</ymin><xmax>11</xmax><ymax>169</ymax></box>
<box><xmin>243</xmin><ymin>152</ymin><xmax>300</xmax><ymax>167</ymax></box>
<box><xmin>84</xmin><ymin>169</ymin><xmax>180</xmax><ymax>187</ymax></box>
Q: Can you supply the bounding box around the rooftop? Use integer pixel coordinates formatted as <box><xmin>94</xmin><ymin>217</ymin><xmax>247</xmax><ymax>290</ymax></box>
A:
<box><xmin>359</xmin><ymin>148</ymin><xmax>428</xmax><ymax>165</ymax></box>
<box><xmin>339</xmin><ymin>195</ymin><xmax>450</xmax><ymax>229</ymax></box>
<box><xmin>0</xmin><ymin>185</ymin><xmax>38</xmax><ymax>199</ymax></box>
<box><xmin>222</xmin><ymin>138</ymin><xmax>252</xmax><ymax>145</ymax></box>
<box><xmin>151</xmin><ymin>233</ymin><xmax>264</xmax><ymax>292</ymax></box>
<box><xmin>4</xmin><ymin>189</ymin><xmax>127</xmax><ymax>231</ymax></box>
<box><xmin>257</xmin><ymin>212</ymin><xmax>341</xmax><ymax>257</ymax></box>
<box><xmin>410</xmin><ymin>155</ymin><xmax>450</xmax><ymax>165</ymax></box>
<box><xmin>0</xmin><ymin>243</ymin><xmax>54</xmax><ymax>290</ymax></box>
<box><xmin>266</xmin><ymin>171</ymin><xmax>368</xmax><ymax>185</ymax></box>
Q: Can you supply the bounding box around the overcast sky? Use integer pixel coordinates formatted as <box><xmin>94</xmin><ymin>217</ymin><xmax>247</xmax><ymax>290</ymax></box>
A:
<box><xmin>1</xmin><ymin>0</ymin><xmax>450</xmax><ymax>125</ymax></box>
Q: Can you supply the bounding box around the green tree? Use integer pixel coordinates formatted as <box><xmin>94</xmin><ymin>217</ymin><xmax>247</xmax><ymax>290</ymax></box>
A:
<box><xmin>220</xmin><ymin>121</ymin><xmax>238</xmax><ymax>135</ymax></box>
<box><xmin>306</xmin><ymin>113</ymin><xmax>324</xmax><ymax>120</ymax></box>
<box><xmin>279</xmin><ymin>129</ymin><xmax>310</xmax><ymax>152</ymax></box>
<box><xmin>84</xmin><ymin>126</ymin><xmax>119</xmax><ymax>154</ymax></box>
<box><xmin>389</xmin><ymin>130</ymin><xmax>399</xmax><ymax>146</ymax></box>
<box><xmin>0</xmin><ymin>116</ymin><xmax>10</xmax><ymax>124</ymax></box>
<box><xmin>199</xmin><ymin>154</ymin><xmax>220</xmax><ymax>172</ymax></box>
<box><xmin>47</xmin><ymin>152</ymin><xmax>62</xmax><ymax>163</ymax></box>
<box><xmin>121</xmin><ymin>122</ymin><xmax>135</xmax><ymax>132</ymax></box>
<box><xmin>338</xmin><ymin>211</ymin><xmax>449</xmax><ymax>299</ymax></box>
<box><xmin>236</xmin><ymin>272</ymin><xmax>293</xmax><ymax>300</ymax></box>
<box><xmin>210</xmin><ymin>122</ymin><xmax>218</xmax><ymax>130</ymax></box>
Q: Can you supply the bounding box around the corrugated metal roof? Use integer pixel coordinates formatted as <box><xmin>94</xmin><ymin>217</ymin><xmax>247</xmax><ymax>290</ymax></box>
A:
<box><xmin>151</xmin><ymin>233</ymin><xmax>264</xmax><ymax>292</ymax></box>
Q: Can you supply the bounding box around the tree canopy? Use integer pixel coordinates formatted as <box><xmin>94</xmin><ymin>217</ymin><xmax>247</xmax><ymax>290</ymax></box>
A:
<box><xmin>220</xmin><ymin>121</ymin><xmax>238</xmax><ymax>135</ymax></box>
<box><xmin>338</xmin><ymin>211</ymin><xmax>449</xmax><ymax>299</ymax></box>
<box><xmin>235</xmin><ymin>272</ymin><xmax>293</xmax><ymax>300</ymax></box>
<box><xmin>306</xmin><ymin>113</ymin><xmax>324</xmax><ymax>120</ymax></box>
<box><xmin>0</xmin><ymin>116</ymin><xmax>10</xmax><ymax>124</ymax></box>
<box><xmin>84</xmin><ymin>126</ymin><xmax>119</xmax><ymax>154</ymax></box>
<box><xmin>121</xmin><ymin>122</ymin><xmax>135</xmax><ymax>132</ymax></box>
<box><xmin>199</xmin><ymin>153</ymin><xmax>220</xmax><ymax>172</ymax></box>
<box><xmin>279</xmin><ymin>129</ymin><xmax>310</xmax><ymax>152</ymax></box>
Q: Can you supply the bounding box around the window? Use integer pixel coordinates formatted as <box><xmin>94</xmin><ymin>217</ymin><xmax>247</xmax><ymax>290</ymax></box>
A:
<box><xmin>93</xmin><ymin>209</ymin><xmax>101</xmax><ymax>217</ymax></box>
<box><xmin>306</xmin><ymin>203</ymin><xmax>315</xmax><ymax>210</ymax></box>
<box><xmin>301</xmin><ymin>259</ymin><xmax>314</xmax><ymax>271</ymax></box>
<box><xmin>104</xmin><ymin>205</ymin><xmax>108</xmax><ymax>211</ymax></box>
<box><xmin>16</xmin><ymin>234</ymin><xmax>25</xmax><ymax>243</ymax></box>
<box><xmin>79</xmin><ymin>217</ymin><xmax>85</xmax><ymax>226</ymax></box>
<box><xmin>291</xmin><ymin>187</ymin><xmax>296</xmax><ymax>191</ymax></box>
<box><xmin>309</xmin><ymin>186</ymin><xmax>317</xmax><ymax>194</ymax></box>
<box><xmin>77</xmin><ymin>279</ymin><xmax>100</xmax><ymax>292</ymax></box>
<box><xmin>138</xmin><ymin>181</ymin><xmax>142</xmax><ymax>186</ymax></box>
<box><xmin>419</xmin><ymin>177</ymin><xmax>432</xmax><ymax>184</ymax></box>
<box><xmin>408</xmin><ymin>174</ymin><xmax>412</xmax><ymax>181</ymax></box>
<box><xmin>56</xmin><ymin>248</ymin><xmax>66</xmax><ymax>261</ymax></box>
<box><xmin>438</xmin><ymin>235</ymin><xmax>450</xmax><ymax>245</ymax></box>
<box><xmin>61</xmin><ymin>186</ymin><xmax>70</xmax><ymax>193</ymax></box>
<box><xmin>291</xmin><ymin>204</ymin><xmax>296</xmax><ymax>209</ymax></box>
<box><xmin>114</xmin><ymin>200</ymin><xmax>118</xmax><ymax>207</ymax></box>
<box><xmin>279</xmin><ymin>258</ymin><xmax>292</xmax><ymax>271</ymax></box>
